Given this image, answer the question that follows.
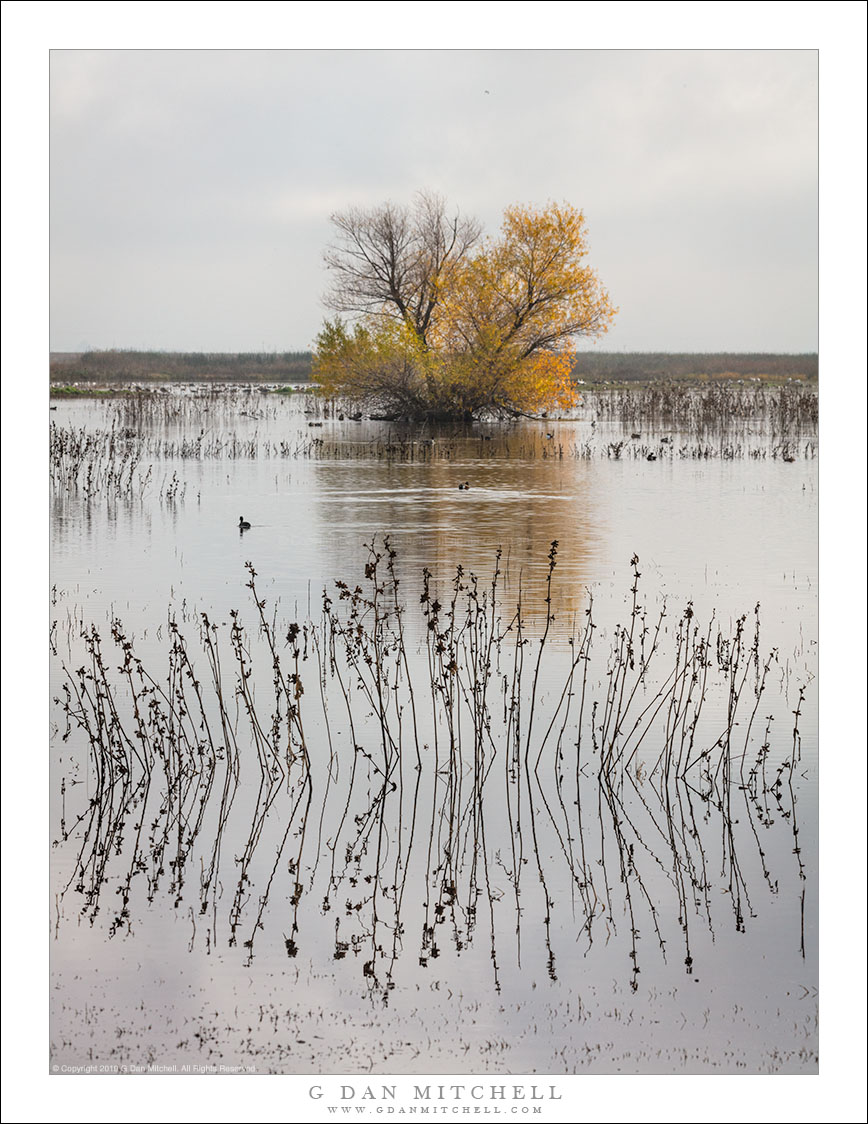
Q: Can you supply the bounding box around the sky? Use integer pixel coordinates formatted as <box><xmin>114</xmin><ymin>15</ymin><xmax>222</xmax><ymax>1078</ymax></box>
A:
<box><xmin>47</xmin><ymin>47</ymin><xmax>821</xmax><ymax>354</ymax></box>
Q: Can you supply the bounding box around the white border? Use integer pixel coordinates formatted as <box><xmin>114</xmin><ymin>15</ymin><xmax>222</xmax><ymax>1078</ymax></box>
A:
<box><xmin>2</xmin><ymin>4</ymin><xmax>865</xmax><ymax>1122</ymax></box>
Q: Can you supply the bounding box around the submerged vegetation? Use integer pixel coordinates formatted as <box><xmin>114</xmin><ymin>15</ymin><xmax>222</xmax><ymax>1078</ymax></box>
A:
<box><xmin>49</xmin><ymin>377</ymin><xmax>817</xmax><ymax>1073</ymax></box>
<box><xmin>48</xmin><ymin>382</ymin><xmax>817</xmax><ymax>500</ymax></box>
<box><xmin>55</xmin><ymin>544</ymin><xmax>809</xmax><ymax>989</ymax></box>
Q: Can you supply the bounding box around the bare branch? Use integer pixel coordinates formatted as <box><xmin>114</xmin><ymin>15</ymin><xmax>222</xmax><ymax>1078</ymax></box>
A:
<box><xmin>315</xmin><ymin>197</ymin><xmax>616</xmax><ymax>420</ymax></box>
<box><xmin>323</xmin><ymin>191</ymin><xmax>481</xmax><ymax>347</ymax></box>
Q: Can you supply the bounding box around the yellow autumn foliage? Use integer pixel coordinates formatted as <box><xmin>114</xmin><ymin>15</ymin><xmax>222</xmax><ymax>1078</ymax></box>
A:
<box><xmin>313</xmin><ymin>196</ymin><xmax>615</xmax><ymax>420</ymax></box>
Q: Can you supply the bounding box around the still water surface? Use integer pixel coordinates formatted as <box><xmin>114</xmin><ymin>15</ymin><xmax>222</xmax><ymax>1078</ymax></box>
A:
<box><xmin>50</xmin><ymin>388</ymin><xmax>817</xmax><ymax>1074</ymax></box>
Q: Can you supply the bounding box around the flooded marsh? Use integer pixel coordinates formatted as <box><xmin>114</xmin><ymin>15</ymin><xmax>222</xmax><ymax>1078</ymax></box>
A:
<box><xmin>49</xmin><ymin>384</ymin><xmax>818</xmax><ymax>1074</ymax></box>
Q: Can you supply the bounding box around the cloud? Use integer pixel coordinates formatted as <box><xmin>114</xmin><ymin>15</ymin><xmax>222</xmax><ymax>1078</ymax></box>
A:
<box><xmin>49</xmin><ymin>49</ymin><xmax>818</xmax><ymax>351</ymax></box>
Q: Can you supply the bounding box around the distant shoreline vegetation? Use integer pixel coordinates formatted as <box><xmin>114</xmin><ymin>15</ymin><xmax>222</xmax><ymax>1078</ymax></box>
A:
<box><xmin>49</xmin><ymin>350</ymin><xmax>313</xmax><ymax>385</ymax></box>
<box><xmin>49</xmin><ymin>348</ymin><xmax>818</xmax><ymax>388</ymax></box>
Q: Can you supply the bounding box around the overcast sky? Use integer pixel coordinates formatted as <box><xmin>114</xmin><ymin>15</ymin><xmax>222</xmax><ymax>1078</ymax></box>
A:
<box><xmin>49</xmin><ymin>47</ymin><xmax>819</xmax><ymax>354</ymax></box>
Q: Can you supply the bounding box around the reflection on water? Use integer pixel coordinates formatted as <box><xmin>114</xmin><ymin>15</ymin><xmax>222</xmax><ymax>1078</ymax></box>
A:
<box><xmin>56</xmin><ymin>551</ymin><xmax>808</xmax><ymax>979</ymax></box>
<box><xmin>49</xmin><ymin>388</ymin><xmax>817</xmax><ymax>1074</ymax></box>
<box><xmin>312</xmin><ymin>460</ymin><xmax>601</xmax><ymax>620</ymax></box>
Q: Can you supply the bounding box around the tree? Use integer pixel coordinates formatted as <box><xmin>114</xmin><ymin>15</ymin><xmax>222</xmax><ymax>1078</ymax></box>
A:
<box><xmin>313</xmin><ymin>194</ymin><xmax>616</xmax><ymax>420</ymax></box>
<box><xmin>322</xmin><ymin>190</ymin><xmax>482</xmax><ymax>348</ymax></box>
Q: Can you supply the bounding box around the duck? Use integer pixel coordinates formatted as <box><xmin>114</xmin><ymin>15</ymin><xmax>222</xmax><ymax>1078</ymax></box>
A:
<box><xmin>458</xmin><ymin>481</ymin><xmax>470</xmax><ymax>491</ymax></box>
<box><xmin>239</xmin><ymin>516</ymin><xmax>251</xmax><ymax>530</ymax></box>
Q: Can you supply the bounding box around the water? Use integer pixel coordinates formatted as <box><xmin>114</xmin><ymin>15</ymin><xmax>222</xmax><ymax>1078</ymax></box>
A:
<box><xmin>49</xmin><ymin>386</ymin><xmax>818</xmax><ymax>1075</ymax></box>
